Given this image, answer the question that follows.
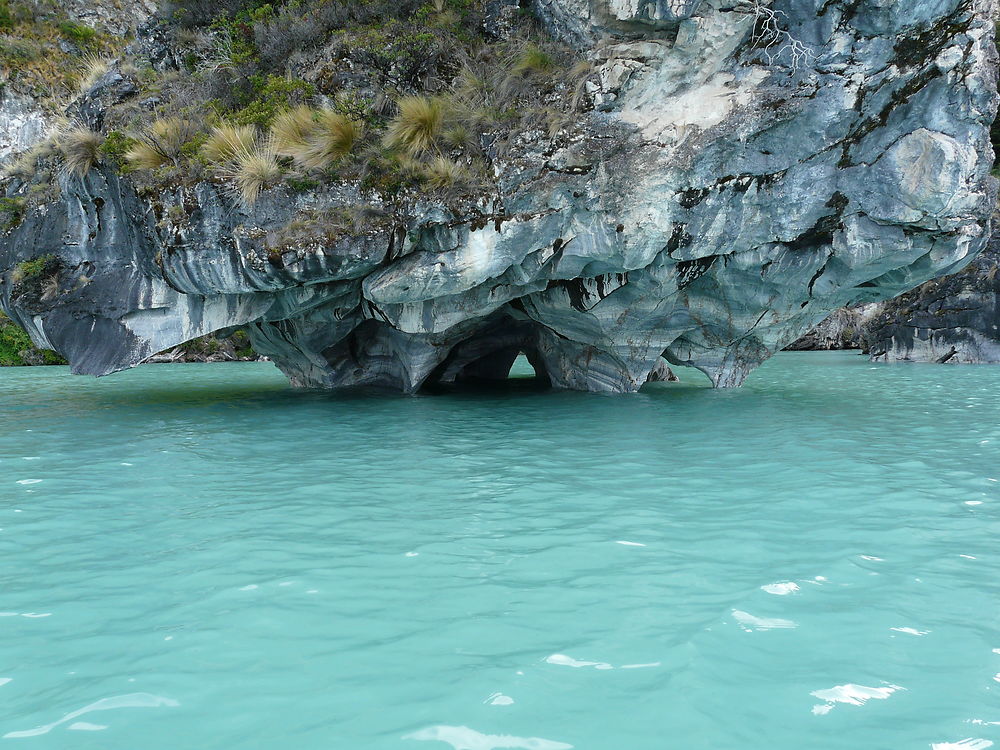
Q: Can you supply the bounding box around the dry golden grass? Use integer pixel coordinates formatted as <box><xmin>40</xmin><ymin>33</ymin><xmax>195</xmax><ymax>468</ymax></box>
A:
<box><xmin>57</xmin><ymin>126</ymin><xmax>105</xmax><ymax>177</ymax></box>
<box><xmin>3</xmin><ymin>139</ymin><xmax>58</xmax><ymax>179</ymax></box>
<box><xmin>292</xmin><ymin>110</ymin><xmax>362</xmax><ymax>170</ymax></box>
<box><xmin>77</xmin><ymin>54</ymin><xmax>110</xmax><ymax>93</ymax></box>
<box><xmin>201</xmin><ymin>123</ymin><xmax>259</xmax><ymax>164</ymax></box>
<box><xmin>219</xmin><ymin>140</ymin><xmax>283</xmax><ymax>206</ymax></box>
<box><xmin>125</xmin><ymin>118</ymin><xmax>197</xmax><ymax>170</ymax></box>
<box><xmin>270</xmin><ymin>106</ymin><xmax>317</xmax><ymax>157</ymax></box>
<box><xmin>421</xmin><ymin>155</ymin><xmax>468</xmax><ymax>190</ymax></box>
<box><xmin>383</xmin><ymin>96</ymin><xmax>445</xmax><ymax>156</ymax></box>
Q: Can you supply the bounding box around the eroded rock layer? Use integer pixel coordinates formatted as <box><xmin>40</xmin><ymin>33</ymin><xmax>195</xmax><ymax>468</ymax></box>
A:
<box><xmin>1</xmin><ymin>0</ymin><xmax>997</xmax><ymax>391</ymax></box>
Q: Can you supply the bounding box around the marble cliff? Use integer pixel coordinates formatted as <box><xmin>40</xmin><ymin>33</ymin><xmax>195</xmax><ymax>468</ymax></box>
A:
<box><xmin>1</xmin><ymin>0</ymin><xmax>997</xmax><ymax>391</ymax></box>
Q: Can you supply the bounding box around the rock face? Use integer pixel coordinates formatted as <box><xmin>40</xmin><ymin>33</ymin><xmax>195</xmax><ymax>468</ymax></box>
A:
<box><xmin>1</xmin><ymin>0</ymin><xmax>998</xmax><ymax>392</ymax></box>
<box><xmin>786</xmin><ymin>302</ymin><xmax>884</xmax><ymax>351</ymax></box>
<box><xmin>862</xmin><ymin>226</ymin><xmax>1000</xmax><ymax>363</ymax></box>
<box><xmin>0</xmin><ymin>91</ymin><xmax>52</xmax><ymax>165</ymax></box>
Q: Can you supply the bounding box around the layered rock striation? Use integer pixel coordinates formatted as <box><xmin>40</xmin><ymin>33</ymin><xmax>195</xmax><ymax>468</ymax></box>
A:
<box><xmin>1</xmin><ymin>0</ymin><xmax>997</xmax><ymax>391</ymax></box>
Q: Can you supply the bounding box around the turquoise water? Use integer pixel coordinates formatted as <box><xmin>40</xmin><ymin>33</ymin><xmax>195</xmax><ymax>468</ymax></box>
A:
<box><xmin>1</xmin><ymin>352</ymin><xmax>999</xmax><ymax>750</ymax></box>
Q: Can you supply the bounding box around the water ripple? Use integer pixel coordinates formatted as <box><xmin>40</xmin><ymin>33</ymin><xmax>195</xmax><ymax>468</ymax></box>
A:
<box><xmin>1</xmin><ymin>355</ymin><xmax>999</xmax><ymax>748</ymax></box>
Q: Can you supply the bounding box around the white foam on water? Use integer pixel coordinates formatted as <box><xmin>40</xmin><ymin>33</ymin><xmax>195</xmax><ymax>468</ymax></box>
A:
<box><xmin>485</xmin><ymin>692</ymin><xmax>514</xmax><ymax>706</ymax></box>
<box><xmin>761</xmin><ymin>582</ymin><xmax>800</xmax><ymax>595</ymax></box>
<box><xmin>404</xmin><ymin>725</ymin><xmax>572</xmax><ymax>750</ymax></box>
<box><xmin>3</xmin><ymin>693</ymin><xmax>180</xmax><ymax>738</ymax></box>
<box><xmin>68</xmin><ymin>723</ymin><xmax>107</xmax><ymax>731</ymax></box>
<box><xmin>22</xmin><ymin>613</ymin><xmax>51</xmax><ymax>618</ymax></box>
<box><xmin>966</xmin><ymin>501</ymin><xmax>984</xmax><ymax>506</ymax></box>
<box><xmin>239</xmin><ymin>584</ymin><xmax>258</xmax><ymax>591</ymax></box>
<box><xmin>16</xmin><ymin>479</ymin><xmax>41</xmax><ymax>485</ymax></box>
<box><xmin>620</xmin><ymin>662</ymin><xmax>661</xmax><ymax>669</ymax></box>
<box><xmin>732</xmin><ymin>610</ymin><xmax>797</xmax><ymax>631</ymax></box>
<box><xmin>615</xmin><ymin>541</ymin><xmax>645</xmax><ymax>547</ymax></box>
<box><xmin>405</xmin><ymin>552</ymin><xmax>419</xmax><ymax>557</ymax></box>
<box><xmin>0</xmin><ymin>678</ymin><xmax>11</xmax><ymax>686</ymax></box>
<box><xmin>545</xmin><ymin>654</ymin><xmax>613</xmax><ymax>670</ymax></box>
<box><xmin>960</xmin><ymin>555</ymin><xmax>977</xmax><ymax>560</ymax></box>
<box><xmin>810</xmin><ymin>683</ymin><xmax>903</xmax><ymax>715</ymax></box>
<box><xmin>931</xmin><ymin>740</ymin><xmax>993</xmax><ymax>750</ymax></box>
<box><xmin>891</xmin><ymin>627</ymin><xmax>930</xmax><ymax>636</ymax></box>
<box><xmin>860</xmin><ymin>555</ymin><xmax>884</xmax><ymax>561</ymax></box>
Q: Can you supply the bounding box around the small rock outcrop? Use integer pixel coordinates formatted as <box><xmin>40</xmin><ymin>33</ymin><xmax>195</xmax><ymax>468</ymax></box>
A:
<box><xmin>862</xmin><ymin>227</ymin><xmax>1000</xmax><ymax>363</ymax></box>
<box><xmin>1</xmin><ymin>0</ymin><xmax>997</xmax><ymax>392</ymax></box>
<box><xmin>785</xmin><ymin>303</ymin><xmax>884</xmax><ymax>351</ymax></box>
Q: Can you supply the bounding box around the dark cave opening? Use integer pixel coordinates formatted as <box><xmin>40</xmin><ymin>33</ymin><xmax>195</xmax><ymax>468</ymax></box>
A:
<box><xmin>424</xmin><ymin>346</ymin><xmax>551</xmax><ymax>392</ymax></box>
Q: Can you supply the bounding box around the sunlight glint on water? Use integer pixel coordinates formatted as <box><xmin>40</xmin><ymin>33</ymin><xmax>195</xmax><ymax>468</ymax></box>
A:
<box><xmin>1</xmin><ymin>352</ymin><xmax>999</xmax><ymax>749</ymax></box>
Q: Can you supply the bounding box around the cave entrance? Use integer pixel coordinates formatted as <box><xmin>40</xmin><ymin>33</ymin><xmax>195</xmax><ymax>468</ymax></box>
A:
<box><xmin>422</xmin><ymin>313</ymin><xmax>553</xmax><ymax>394</ymax></box>
<box><xmin>458</xmin><ymin>347</ymin><xmax>550</xmax><ymax>385</ymax></box>
<box><xmin>426</xmin><ymin>346</ymin><xmax>551</xmax><ymax>392</ymax></box>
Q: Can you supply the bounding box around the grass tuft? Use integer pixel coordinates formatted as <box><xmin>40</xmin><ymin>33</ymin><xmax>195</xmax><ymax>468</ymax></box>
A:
<box><xmin>125</xmin><ymin>118</ymin><xmax>197</xmax><ymax>170</ymax></box>
<box><xmin>219</xmin><ymin>140</ymin><xmax>283</xmax><ymax>206</ymax></box>
<box><xmin>383</xmin><ymin>96</ymin><xmax>445</xmax><ymax>156</ymax></box>
<box><xmin>270</xmin><ymin>105</ymin><xmax>316</xmax><ymax>157</ymax></box>
<box><xmin>421</xmin><ymin>155</ymin><xmax>468</xmax><ymax>190</ymax></box>
<box><xmin>201</xmin><ymin>123</ymin><xmax>259</xmax><ymax>164</ymax></box>
<box><xmin>77</xmin><ymin>54</ymin><xmax>110</xmax><ymax>93</ymax></box>
<box><xmin>510</xmin><ymin>43</ymin><xmax>555</xmax><ymax>78</ymax></box>
<box><xmin>297</xmin><ymin>110</ymin><xmax>362</xmax><ymax>169</ymax></box>
<box><xmin>57</xmin><ymin>126</ymin><xmax>105</xmax><ymax>177</ymax></box>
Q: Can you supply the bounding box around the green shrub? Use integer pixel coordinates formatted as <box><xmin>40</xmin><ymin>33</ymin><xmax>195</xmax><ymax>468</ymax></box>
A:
<box><xmin>285</xmin><ymin>176</ymin><xmax>319</xmax><ymax>192</ymax></box>
<box><xmin>12</xmin><ymin>254</ymin><xmax>58</xmax><ymax>284</ymax></box>
<box><xmin>58</xmin><ymin>21</ymin><xmax>98</xmax><ymax>46</ymax></box>
<box><xmin>0</xmin><ymin>197</ymin><xmax>25</xmax><ymax>232</ymax></box>
<box><xmin>232</xmin><ymin>76</ymin><xmax>315</xmax><ymax>128</ymax></box>
<box><xmin>0</xmin><ymin>312</ymin><xmax>36</xmax><ymax>365</ymax></box>
<box><xmin>99</xmin><ymin>131</ymin><xmax>137</xmax><ymax>170</ymax></box>
<box><xmin>0</xmin><ymin>310</ymin><xmax>65</xmax><ymax>366</ymax></box>
<box><xmin>0</xmin><ymin>0</ymin><xmax>13</xmax><ymax>30</ymax></box>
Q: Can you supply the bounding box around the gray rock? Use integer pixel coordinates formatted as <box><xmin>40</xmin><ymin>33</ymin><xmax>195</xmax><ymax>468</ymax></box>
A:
<box><xmin>1</xmin><ymin>0</ymin><xmax>997</xmax><ymax>392</ymax></box>
<box><xmin>70</xmin><ymin>70</ymin><xmax>140</xmax><ymax>131</ymax></box>
<box><xmin>862</xmin><ymin>226</ymin><xmax>1000</xmax><ymax>363</ymax></box>
<box><xmin>786</xmin><ymin>303</ymin><xmax>884</xmax><ymax>351</ymax></box>
<box><xmin>0</xmin><ymin>91</ymin><xmax>52</xmax><ymax>165</ymax></box>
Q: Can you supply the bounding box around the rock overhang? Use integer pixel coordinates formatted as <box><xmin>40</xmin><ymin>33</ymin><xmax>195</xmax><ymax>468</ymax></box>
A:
<box><xmin>0</xmin><ymin>0</ymin><xmax>996</xmax><ymax>392</ymax></box>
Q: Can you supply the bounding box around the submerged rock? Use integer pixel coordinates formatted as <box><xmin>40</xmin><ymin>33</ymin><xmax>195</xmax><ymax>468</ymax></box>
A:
<box><xmin>1</xmin><ymin>0</ymin><xmax>997</xmax><ymax>392</ymax></box>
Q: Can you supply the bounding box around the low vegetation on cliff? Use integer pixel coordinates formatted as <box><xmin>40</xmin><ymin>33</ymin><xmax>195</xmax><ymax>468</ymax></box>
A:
<box><xmin>0</xmin><ymin>0</ymin><xmax>593</xmax><ymax>364</ymax></box>
<box><xmin>3</xmin><ymin>0</ymin><xmax>588</xmax><ymax>209</ymax></box>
